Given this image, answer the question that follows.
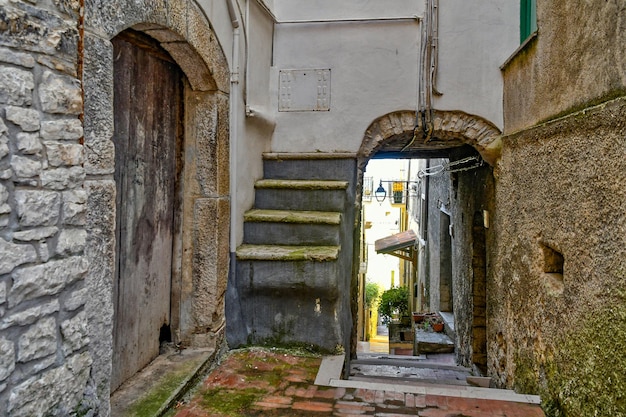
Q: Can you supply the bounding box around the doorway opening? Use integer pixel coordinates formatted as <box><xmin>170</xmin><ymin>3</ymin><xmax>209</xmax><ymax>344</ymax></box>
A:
<box><xmin>110</xmin><ymin>29</ymin><xmax>184</xmax><ymax>392</ymax></box>
<box><xmin>354</xmin><ymin>151</ymin><xmax>492</xmax><ymax>382</ymax></box>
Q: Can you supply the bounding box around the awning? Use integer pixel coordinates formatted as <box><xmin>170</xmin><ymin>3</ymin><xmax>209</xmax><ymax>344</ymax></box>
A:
<box><xmin>374</xmin><ymin>229</ymin><xmax>418</xmax><ymax>263</ymax></box>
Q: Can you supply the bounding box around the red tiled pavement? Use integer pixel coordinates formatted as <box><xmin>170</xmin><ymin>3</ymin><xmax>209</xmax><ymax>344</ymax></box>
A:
<box><xmin>171</xmin><ymin>347</ymin><xmax>545</xmax><ymax>417</ymax></box>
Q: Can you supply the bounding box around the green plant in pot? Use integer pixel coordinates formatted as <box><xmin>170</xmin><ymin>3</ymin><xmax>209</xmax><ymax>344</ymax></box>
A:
<box><xmin>378</xmin><ymin>286</ymin><xmax>410</xmax><ymax>325</ymax></box>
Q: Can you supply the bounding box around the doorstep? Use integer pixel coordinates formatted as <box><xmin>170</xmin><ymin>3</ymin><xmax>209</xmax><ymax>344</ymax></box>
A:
<box><xmin>109</xmin><ymin>346</ymin><xmax>219</xmax><ymax>417</ymax></box>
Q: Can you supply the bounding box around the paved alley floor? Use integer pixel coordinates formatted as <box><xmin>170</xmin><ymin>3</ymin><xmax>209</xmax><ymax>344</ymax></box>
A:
<box><xmin>168</xmin><ymin>347</ymin><xmax>545</xmax><ymax>417</ymax></box>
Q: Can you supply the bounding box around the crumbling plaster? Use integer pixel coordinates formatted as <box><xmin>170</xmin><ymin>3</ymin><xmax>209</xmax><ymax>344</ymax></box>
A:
<box><xmin>491</xmin><ymin>97</ymin><xmax>626</xmax><ymax>414</ymax></box>
<box><xmin>502</xmin><ymin>0</ymin><xmax>626</xmax><ymax>134</ymax></box>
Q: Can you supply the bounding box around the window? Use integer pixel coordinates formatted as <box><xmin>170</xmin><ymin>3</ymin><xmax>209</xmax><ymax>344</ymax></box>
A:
<box><xmin>520</xmin><ymin>0</ymin><xmax>537</xmax><ymax>43</ymax></box>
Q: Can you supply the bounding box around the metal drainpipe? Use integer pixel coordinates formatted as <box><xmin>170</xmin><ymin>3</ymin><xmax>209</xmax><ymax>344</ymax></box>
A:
<box><xmin>227</xmin><ymin>0</ymin><xmax>240</xmax><ymax>255</ymax></box>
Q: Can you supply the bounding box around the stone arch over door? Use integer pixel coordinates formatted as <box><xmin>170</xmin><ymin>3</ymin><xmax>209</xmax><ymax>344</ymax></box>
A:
<box><xmin>352</xmin><ymin>109</ymin><xmax>500</xmax><ymax>366</ymax></box>
<box><xmin>358</xmin><ymin>110</ymin><xmax>502</xmax><ymax>169</ymax></box>
<box><xmin>82</xmin><ymin>2</ymin><xmax>230</xmax><ymax>412</ymax></box>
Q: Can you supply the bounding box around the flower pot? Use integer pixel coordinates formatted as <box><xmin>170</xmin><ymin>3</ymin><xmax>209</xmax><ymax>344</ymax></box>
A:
<box><xmin>412</xmin><ymin>312</ymin><xmax>425</xmax><ymax>323</ymax></box>
<box><xmin>432</xmin><ymin>322</ymin><xmax>444</xmax><ymax>332</ymax></box>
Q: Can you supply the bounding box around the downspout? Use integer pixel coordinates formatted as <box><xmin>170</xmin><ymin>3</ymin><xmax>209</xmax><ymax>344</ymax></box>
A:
<box><xmin>225</xmin><ymin>0</ymin><xmax>245</xmax><ymax>345</ymax></box>
<box><xmin>227</xmin><ymin>0</ymin><xmax>240</xmax><ymax>257</ymax></box>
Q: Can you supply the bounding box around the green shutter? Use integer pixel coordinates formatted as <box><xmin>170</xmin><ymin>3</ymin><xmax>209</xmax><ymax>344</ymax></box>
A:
<box><xmin>520</xmin><ymin>0</ymin><xmax>537</xmax><ymax>43</ymax></box>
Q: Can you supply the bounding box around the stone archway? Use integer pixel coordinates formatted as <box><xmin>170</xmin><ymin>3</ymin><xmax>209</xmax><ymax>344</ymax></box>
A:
<box><xmin>82</xmin><ymin>2</ymin><xmax>230</xmax><ymax>411</ymax></box>
<box><xmin>358</xmin><ymin>110</ymin><xmax>502</xmax><ymax>167</ymax></box>
<box><xmin>352</xmin><ymin>109</ymin><xmax>500</xmax><ymax>368</ymax></box>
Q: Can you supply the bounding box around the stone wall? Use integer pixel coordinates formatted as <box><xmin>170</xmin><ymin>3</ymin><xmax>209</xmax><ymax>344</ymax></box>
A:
<box><xmin>0</xmin><ymin>2</ymin><xmax>96</xmax><ymax>415</ymax></box>
<box><xmin>1</xmin><ymin>0</ymin><xmax>232</xmax><ymax>415</ymax></box>
<box><xmin>492</xmin><ymin>98</ymin><xmax>626</xmax><ymax>415</ymax></box>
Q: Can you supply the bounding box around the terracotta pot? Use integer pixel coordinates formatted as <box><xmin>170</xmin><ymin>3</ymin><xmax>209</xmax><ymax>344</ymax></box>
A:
<box><xmin>432</xmin><ymin>322</ymin><xmax>444</xmax><ymax>332</ymax></box>
<box><xmin>412</xmin><ymin>313</ymin><xmax>425</xmax><ymax>323</ymax></box>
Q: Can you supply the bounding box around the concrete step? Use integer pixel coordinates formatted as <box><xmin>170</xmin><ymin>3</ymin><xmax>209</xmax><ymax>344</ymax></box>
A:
<box><xmin>243</xmin><ymin>209</ymin><xmax>342</xmax><ymax>245</ymax></box>
<box><xmin>254</xmin><ymin>179</ymin><xmax>348</xmax><ymax>211</ymax></box>
<box><xmin>263</xmin><ymin>153</ymin><xmax>356</xmax><ymax>181</ymax></box>
<box><xmin>236</xmin><ymin>244</ymin><xmax>340</xmax><ymax>262</ymax></box>
<box><xmin>415</xmin><ymin>330</ymin><xmax>455</xmax><ymax>354</ymax></box>
<box><xmin>244</xmin><ymin>221</ymin><xmax>340</xmax><ymax>245</ymax></box>
<box><xmin>244</xmin><ymin>209</ymin><xmax>341</xmax><ymax>225</ymax></box>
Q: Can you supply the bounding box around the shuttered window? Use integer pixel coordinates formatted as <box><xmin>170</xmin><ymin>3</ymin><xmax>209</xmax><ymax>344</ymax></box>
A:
<box><xmin>520</xmin><ymin>0</ymin><xmax>537</xmax><ymax>43</ymax></box>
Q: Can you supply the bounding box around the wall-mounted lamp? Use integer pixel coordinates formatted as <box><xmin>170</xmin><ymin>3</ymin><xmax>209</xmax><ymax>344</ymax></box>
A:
<box><xmin>373</xmin><ymin>179</ymin><xmax>420</xmax><ymax>204</ymax></box>
<box><xmin>374</xmin><ymin>180</ymin><xmax>387</xmax><ymax>203</ymax></box>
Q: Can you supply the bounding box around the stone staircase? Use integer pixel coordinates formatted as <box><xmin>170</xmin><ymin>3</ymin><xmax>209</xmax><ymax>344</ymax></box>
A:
<box><xmin>228</xmin><ymin>154</ymin><xmax>357</xmax><ymax>352</ymax></box>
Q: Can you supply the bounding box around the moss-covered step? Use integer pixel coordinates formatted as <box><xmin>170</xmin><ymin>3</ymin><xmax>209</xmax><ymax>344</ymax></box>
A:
<box><xmin>243</xmin><ymin>209</ymin><xmax>341</xmax><ymax>225</ymax></box>
<box><xmin>236</xmin><ymin>244</ymin><xmax>340</xmax><ymax>261</ymax></box>
<box><xmin>255</xmin><ymin>179</ymin><xmax>348</xmax><ymax>190</ymax></box>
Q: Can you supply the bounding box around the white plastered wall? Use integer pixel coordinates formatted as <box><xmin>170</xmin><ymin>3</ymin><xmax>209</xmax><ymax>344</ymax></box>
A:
<box><xmin>269</xmin><ymin>0</ymin><xmax>518</xmax><ymax>153</ymax></box>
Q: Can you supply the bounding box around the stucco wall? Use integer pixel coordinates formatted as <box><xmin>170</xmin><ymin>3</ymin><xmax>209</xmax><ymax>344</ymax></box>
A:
<box><xmin>269</xmin><ymin>0</ymin><xmax>516</xmax><ymax>154</ymax></box>
<box><xmin>492</xmin><ymin>98</ymin><xmax>626</xmax><ymax>415</ymax></box>
<box><xmin>436</xmin><ymin>0</ymin><xmax>518</xmax><ymax>129</ymax></box>
<box><xmin>502</xmin><ymin>0</ymin><xmax>626</xmax><ymax>134</ymax></box>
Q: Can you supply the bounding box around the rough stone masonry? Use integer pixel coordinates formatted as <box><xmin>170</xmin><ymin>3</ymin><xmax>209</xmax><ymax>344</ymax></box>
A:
<box><xmin>0</xmin><ymin>2</ymin><xmax>97</xmax><ymax>415</ymax></box>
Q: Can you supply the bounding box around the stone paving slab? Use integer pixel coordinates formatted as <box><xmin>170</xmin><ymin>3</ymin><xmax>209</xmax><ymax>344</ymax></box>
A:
<box><xmin>168</xmin><ymin>347</ymin><xmax>546</xmax><ymax>417</ymax></box>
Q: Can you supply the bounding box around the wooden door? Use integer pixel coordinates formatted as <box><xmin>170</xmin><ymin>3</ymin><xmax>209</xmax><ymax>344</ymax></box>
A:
<box><xmin>111</xmin><ymin>30</ymin><xmax>182</xmax><ymax>392</ymax></box>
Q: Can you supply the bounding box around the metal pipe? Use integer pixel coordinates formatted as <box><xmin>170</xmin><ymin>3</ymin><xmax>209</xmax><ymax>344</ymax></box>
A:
<box><xmin>276</xmin><ymin>16</ymin><xmax>421</xmax><ymax>24</ymax></box>
<box><xmin>228</xmin><ymin>0</ymin><xmax>240</xmax><ymax>255</ymax></box>
<box><xmin>226</xmin><ymin>0</ymin><xmax>240</xmax><ymax>28</ymax></box>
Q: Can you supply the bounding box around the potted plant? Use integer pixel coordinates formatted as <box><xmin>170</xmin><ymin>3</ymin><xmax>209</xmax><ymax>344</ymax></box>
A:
<box><xmin>378</xmin><ymin>286</ymin><xmax>410</xmax><ymax>325</ymax></box>
<box><xmin>427</xmin><ymin>315</ymin><xmax>445</xmax><ymax>332</ymax></box>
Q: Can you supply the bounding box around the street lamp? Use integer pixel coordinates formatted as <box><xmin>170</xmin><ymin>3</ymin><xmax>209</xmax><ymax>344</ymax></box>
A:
<box><xmin>374</xmin><ymin>180</ymin><xmax>387</xmax><ymax>203</ymax></box>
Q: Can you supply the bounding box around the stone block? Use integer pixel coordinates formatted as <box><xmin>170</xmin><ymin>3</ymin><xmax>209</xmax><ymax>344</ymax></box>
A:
<box><xmin>60</xmin><ymin>311</ymin><xmax>89</xmax><ymax>355</ymax></box>
<box><xmin>11</xmin><ymin>155</ymin><xmax>42</xmax><ymax>178</ymax></box>
<box><xmin>40</xmin><ymin>166</ymin><xmax>85</xmax><ymax>190</ymax></box>
<box><xmin>40</xmin><ymin>119</ymin><xmax>83</xmax><ymax>140</ymax></box>
<box><xmin>15</xmin><ymin>190</ymin><xmax>60</xmax><ymax>227</ymax></box>
<box><xmin>0</xmin><ymin>135</ymin><xmax>9</xmax><ymax>159</ymax></box>
<box><xmin>64</xmin><ymin>287</ymin><xmax>87</xmax><ymax>311</ymax></box>
<box><xmin>38</xmin><ymin>70</ymin><xmax>82</xmax><ymax>115</ymax></box>
<box><xmin>16</xmin><ymin>132</ymin><xmax>42</xmax><ymax>155</ymax></box>
<box><xmin>0</xmin><ymin>338</ymin><xmax>15</xmax><ymax>381</ymax></box>
<box><xmin>18</xmin><ymin>316</ymin><xmax>57</xmax><ymax>362</ymax></box>
<box><xmin>84</xmin><ymin>179</ymin><xmax>116</xmax><ymax>410</ymax></box>
<box><xmin>185</xmin><ymin>1</ymin><xmax>229</xmax><ymax>93</ymax></box>
<box><xmin>55</xmin><ymin>229</ymin><xmax>87</xmax><ymax>256</ymax></box>
<box><xmin>84</xmin><ymin>0</ymin><xmax>167</xmax><ymax>38</ymax></box>
<box><xmin>8</xmin><ymin>256</ymin><xmax>87</xmax><ymax>308</ymax></box>
<box><xmin>0</xmin><ymin>300</ymin><xmax>60</xmax><ymax>330</ymax></box>
<box><xmin>13</xmin><ymin>226</ymin><xmax>59</xmax><ymax>242</ymax></box>
<box><xmin>0</xmin><ymin>182</ymin><xmax>9</xmax><ymax>210</ymax></box>
<box><xmin>62</xmin><ymin>189</ymin><xmax>87</xmax><ymax>225</ymax></box>
<box><xmin>82</xmin><ymin>33</ymin><xmax>115</xmax><ymax>175</ymax></box>
<box><xmin>0</xmin><ymin>281</ymin><xmax>5</xmax><ymax>304</ymax></box>
<box><xmin>44</xmin><ymin>141</ymin><xmax>84</xmax><ymax>166</ymax></box>
<box><xmin>0</xmin><ymin>46</ymin><xmax>35</xmax><ymax>68</ymax></box>
<box><xmin>0</xmin><ymin>238</ymin><xmax>37</xmax><ymax>275</ymax></box>
<box><xmin>184</xmin><ymin>91</ymin><xmax>218</xmax><ymax>197</ymax></box>
<box><xmin>0</xmin><ymin>67</ymin><xmax>34</xmax><ymax>106</ymax></box>
<box><xmin>5</xmin><ymin>106</ymin><xmax>40</xmax><ymax>131</ymax></box>
<box><xmin>160</xmin><ymin>41</ymin><xmax>217</xmax><ymax>92</ymax></box>
<box><xmin>7</xmin><ymin>352</ymin><xmax>92</xmax><ymax>417</ymax></box>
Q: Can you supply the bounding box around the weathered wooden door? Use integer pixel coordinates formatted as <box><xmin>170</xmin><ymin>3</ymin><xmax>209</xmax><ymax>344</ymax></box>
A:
<box><xmin>111</xmin><ymin>30</ymin><xmax>182</xmax><ymax>392</ymax></box>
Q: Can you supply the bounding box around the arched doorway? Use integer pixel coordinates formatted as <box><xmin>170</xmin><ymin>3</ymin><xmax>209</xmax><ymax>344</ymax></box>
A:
<box><xmin>355</xmin><ymin>110</ymin><xmax>500</xmax><ymax>370</ymax></box>
<box><xmin>82</xmin><ymin>2</ymin><xmax>231</xmax><ymax>408</ymax></box>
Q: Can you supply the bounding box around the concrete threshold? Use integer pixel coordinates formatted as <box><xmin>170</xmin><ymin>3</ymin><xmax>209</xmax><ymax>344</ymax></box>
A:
<box><xmin>315</xmin><ymin>355</ymin><xmax>541</xmax><ymax>405</ymax></box>
<box><xmin>110</xmin><ymin>346</ymin><xmax>218</xmax><ymax>417</ymax></box>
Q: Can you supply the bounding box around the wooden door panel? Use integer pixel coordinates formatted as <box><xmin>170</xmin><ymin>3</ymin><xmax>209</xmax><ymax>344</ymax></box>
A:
<box><xmin>111</xmin><ymin>31</ymin><xmax>182</xmax><ymax>392</ymax></box>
